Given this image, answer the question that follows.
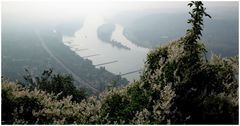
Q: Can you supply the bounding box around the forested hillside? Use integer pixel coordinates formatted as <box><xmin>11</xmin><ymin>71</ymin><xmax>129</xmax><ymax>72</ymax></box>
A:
<box><xmin>2</xmin><ymin>1</ymin><xmax>238</xmax><ymax>124</ymax></box>
<box><xmin>106</xmin><ymin>2</ymin><xmax>238</xmax><ymax>57</ymax></box>
<box><xmin>2</xmin><ymin>18</ymin><xmax>128</xmax><ymax>94</ymax></box>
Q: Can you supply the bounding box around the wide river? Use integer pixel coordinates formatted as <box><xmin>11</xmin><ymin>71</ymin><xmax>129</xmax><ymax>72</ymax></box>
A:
<box><xmin>62</xmin><ymin>14</ymin><xmax>149</xmax><ymax>82</ymax></box>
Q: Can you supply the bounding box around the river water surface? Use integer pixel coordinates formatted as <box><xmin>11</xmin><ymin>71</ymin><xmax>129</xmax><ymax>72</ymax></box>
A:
<box><xmin>62</xmin><ymin>14</ymin><xmax>149</xmax><ymax>81</ymax></box>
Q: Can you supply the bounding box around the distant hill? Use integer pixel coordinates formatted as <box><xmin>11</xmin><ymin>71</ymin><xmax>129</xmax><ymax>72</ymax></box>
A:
<box><xmin>107</xmin><ymin>11</ymin><xmax>238</xmax><ymax>57</ymax></box>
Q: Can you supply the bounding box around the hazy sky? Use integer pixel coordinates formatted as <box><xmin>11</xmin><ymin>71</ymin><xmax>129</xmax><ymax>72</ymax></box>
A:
<box><xmin>2</xmin><ymin>1</ymin><xmax>238</xmax><ymax>23</ymax></box>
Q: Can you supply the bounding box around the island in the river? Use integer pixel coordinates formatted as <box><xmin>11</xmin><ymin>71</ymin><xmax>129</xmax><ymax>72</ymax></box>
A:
<box><xmin>97</xmin><ymin>23</ymin><xmax>130</xmax><ymax>50</ymax></box>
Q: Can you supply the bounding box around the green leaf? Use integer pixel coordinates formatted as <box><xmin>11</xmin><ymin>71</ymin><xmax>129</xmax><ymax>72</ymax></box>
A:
<box><xmin>188</xmin><ymin>3</ymin><xmax>193</xmax><ymax>7</ymax></box>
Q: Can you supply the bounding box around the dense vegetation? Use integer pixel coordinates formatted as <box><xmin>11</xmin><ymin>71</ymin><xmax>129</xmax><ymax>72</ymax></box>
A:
<box><xmin>2</xmin><ymin>1</ymin><xmax>238</xmax><ymax>124</ymax></box>
<box><xmin>20</xmin><ymin>69</ymin><xmax>87</xmax><ymax>102</ymax></box>
<box><xmin>97</xmin><ymin>23</ymin><xmax>130</xmax><ymax>50</ymax></box>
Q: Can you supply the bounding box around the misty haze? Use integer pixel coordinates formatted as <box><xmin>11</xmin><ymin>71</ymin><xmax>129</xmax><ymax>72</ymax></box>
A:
<box><xmin>1</xmin><ymin>1</ymin><xmax>239</xmax><ymax>124</ymax></box>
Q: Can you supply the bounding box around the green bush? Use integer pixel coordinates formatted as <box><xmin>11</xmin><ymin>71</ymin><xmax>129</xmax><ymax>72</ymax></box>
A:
<box><xmin>99</xmin><ymin>1</ymin><xmax>238</xmax><ymax>124</ymax></box>
<box><xmin>22</xmin><ymin>69</ymin><xmax>86</xmax><ymax>102</ymax></box>
<box><xmin>2</xmin><ymin>80</ymin><xmax>101</xmax><ymax>124</ymax></box>
<box><xmin>2</xmin><ymin>81</ymin><xmax>43</xmax><ymax>124</ymax></box>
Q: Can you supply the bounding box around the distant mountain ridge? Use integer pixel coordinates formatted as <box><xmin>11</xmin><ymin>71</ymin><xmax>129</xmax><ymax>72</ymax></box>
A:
<box><xmin>106</xmin><ymin>11</ymin><xmax>238</xmax><ymax>57</ymax></box>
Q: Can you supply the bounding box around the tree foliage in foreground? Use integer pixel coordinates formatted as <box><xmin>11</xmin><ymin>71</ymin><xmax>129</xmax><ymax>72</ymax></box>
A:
<box><xmin>1</xmin><ymin>1</ymin><xmax>238</xmax><ymax>124</ymax></box>
<box><xmin>2</xmin><ymin>80</ymin><xmax>101</xmax><ymax>124</ymax></box>
<box><xmin>21</xmin><ymin>68</ymin><xmax>86</xmax><ymax>102</ymax></box>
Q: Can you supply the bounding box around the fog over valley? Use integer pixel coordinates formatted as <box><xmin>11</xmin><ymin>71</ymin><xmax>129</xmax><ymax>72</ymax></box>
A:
<box><xmin>2</xmin><ymin>1</ymin><xmax>238</xmax><ymax>90</ymax></box>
